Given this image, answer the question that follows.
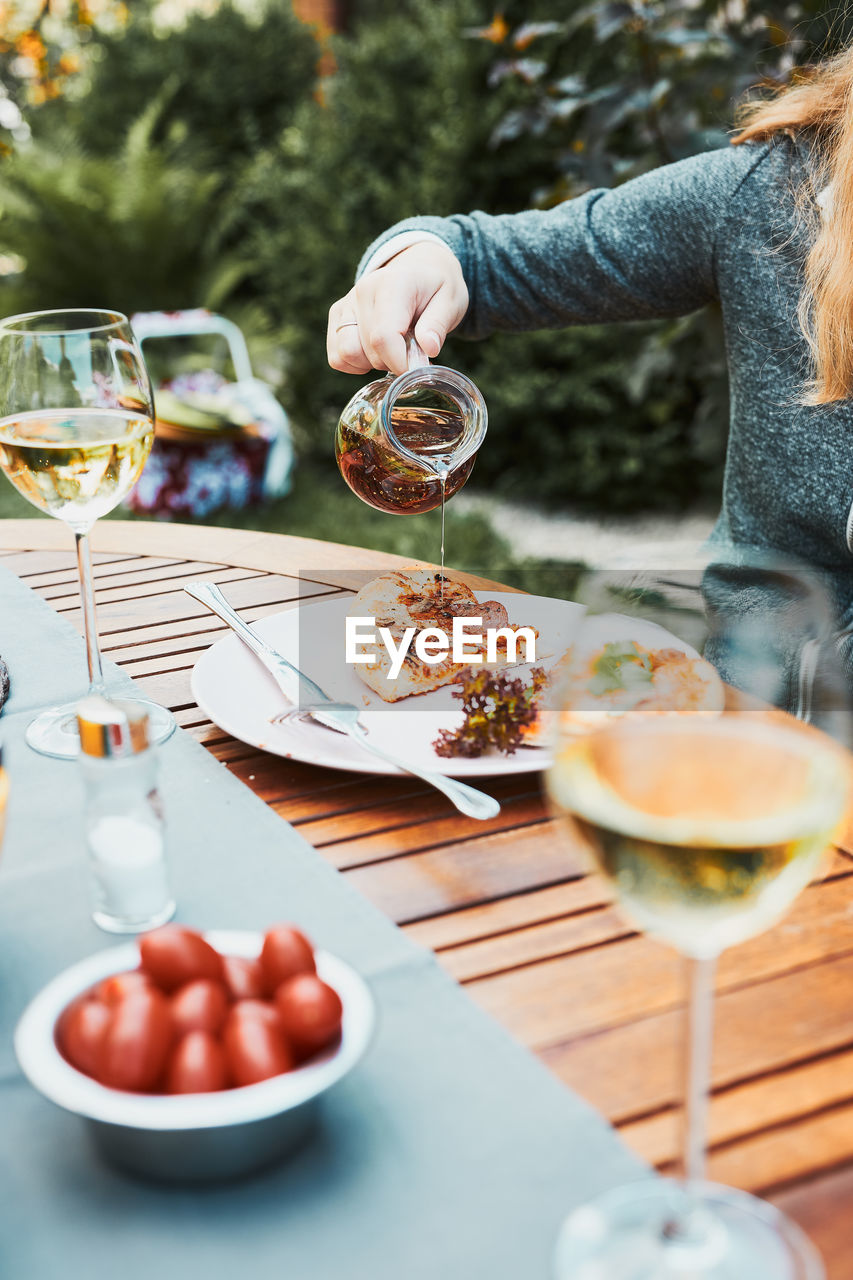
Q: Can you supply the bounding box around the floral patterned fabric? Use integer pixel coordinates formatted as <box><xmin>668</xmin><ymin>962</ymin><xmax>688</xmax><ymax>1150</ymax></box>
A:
<box><xmin>125</xmin><ymin>370</ymin><xmax>281</xmax><ymax>519</ymax></box>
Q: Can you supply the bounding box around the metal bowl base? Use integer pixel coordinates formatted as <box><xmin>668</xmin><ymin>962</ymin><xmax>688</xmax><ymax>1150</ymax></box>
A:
<box><xmin>86</xmin><ymin>1099</ymin><xmax>318</xmax><ymax>1183</ymax></box>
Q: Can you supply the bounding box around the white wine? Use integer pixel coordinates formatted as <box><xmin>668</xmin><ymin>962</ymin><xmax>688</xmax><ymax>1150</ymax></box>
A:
<box><xmin>0</xmin><ymin>408</ymin><xmax>153</xmax><ymax>529</ymax></box>
<box><xmin>548</xmin><ymin>715</ymin><xmax>850</xmax><ymax>955</ymax></box>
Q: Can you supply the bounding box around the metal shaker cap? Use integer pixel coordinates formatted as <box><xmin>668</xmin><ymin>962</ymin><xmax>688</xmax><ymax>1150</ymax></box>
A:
<box><xmin>77</xmin><ymin>695</ymin><xmax>151</xmax><ymax>758</ymax></box>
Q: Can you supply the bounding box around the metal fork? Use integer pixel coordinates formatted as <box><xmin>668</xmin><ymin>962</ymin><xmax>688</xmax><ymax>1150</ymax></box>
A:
<box><xmin>185</xmin><ymin>581</ymin><xmax>501</xmax><ymax>822</ymax></box>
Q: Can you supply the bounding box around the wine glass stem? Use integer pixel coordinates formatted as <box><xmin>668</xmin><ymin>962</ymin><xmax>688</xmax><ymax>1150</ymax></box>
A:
<box><xmin>658</xmin><ymin>954</ymin><xmax>718</xmax><ymax>1249</ymax></box>
<box><xmin>683</xmin><ymin>954</ymin><xmax>716</xmax><ymax>1188</ymax></box>
<box><xmin>75</xmin><ymin>529</ymin><xmax>106</xmax><ymax>694</ymax></box>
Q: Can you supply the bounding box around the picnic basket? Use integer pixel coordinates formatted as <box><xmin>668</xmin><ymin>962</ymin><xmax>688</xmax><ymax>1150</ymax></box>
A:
<box><xmin>127</xmin><ymin>309</ymin><xmax>293</xmax><ymax>519</ymax></box>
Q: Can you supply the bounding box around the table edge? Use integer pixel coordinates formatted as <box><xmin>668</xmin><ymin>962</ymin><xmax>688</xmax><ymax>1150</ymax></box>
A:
<box><xmin>0</xmin><ymin>519</ymin><xmax>518</xmax><ymax>592</ymax></box>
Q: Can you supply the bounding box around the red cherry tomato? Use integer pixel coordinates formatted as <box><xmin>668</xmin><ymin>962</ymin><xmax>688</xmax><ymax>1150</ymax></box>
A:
<box><xmin>100</xmin><ymin>989</ymin><xmax>173</xmax><ymax>1092</ymax></box>
<box><xmin>223</xmin><ymin>1007</ymin><xmax>293</xmax><ymax>1086</ymax></box>
<box><xmin>139</xmin><ymin>926</ymin><xmax>224</xmax><ymax>993</ymax></box>
<box><xmin>274</xmin><ymin>974</ymin><xmax>343</xmax><ymax>1054</ymax></box>
<box><xmin>57</xmin><ymin>996</ymin><xmax>112</xmax><ymax>1079</ymax></box>
<box><xmin>260</xmin><ymin>925</ymin><xmax>315</xmax><ymax>992</ymax></box>
<box><xmin>170</xmin><ymin>979</ymin><xmax>229</xmax><ymax>1037</ymax></box>
<box><xmin>97</xmin><ymin>970</ymin><xmax>153</xmax><ymax>1007</ymax></box>
<box><xmin>229</xmin><ymin>999</ymin><xmax>282</xmax><ymax>1029</ymax></box>
<box><xmin>222</xmin><ymin>954</ymin><xmax>266</xmax><ymax>1001</ymax></box>
<box><xmin>165</xmin><ymin>1031</ymin><xmax>230</xmax><ymax>1094</ymax></box>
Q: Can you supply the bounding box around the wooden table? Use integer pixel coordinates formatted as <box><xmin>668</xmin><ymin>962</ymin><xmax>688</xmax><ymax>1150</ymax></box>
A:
<box><xmin>3</xmin><ymin>517</ymin><xmax>853</xmax><ymax>1274</ymax></box>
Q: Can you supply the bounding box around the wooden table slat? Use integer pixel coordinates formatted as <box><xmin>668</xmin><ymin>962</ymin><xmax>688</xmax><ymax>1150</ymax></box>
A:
<box><xmin>98</xmin><ymin>595</ymin><xmax>347</xmax><ymax>655</ymax></box>
<box><xmin>402</xmin><ymin>880</ymin><xmax>617</xmax><ymax>952</ymax></box>
<box><xmin>34</xmin><ymin>559</ymin><xmax>262</xmax><ymax>600</ymax></box>
<box><xmin>773</xmin><ymin>1166</ymin><xmax>853</xmax><ymax>1278</ymax></box>
<box><xmin>39</xmin><ymin>564</ymin><xmax>265</xmax><ymax>609</ymax></box>
<box><xmin>343</xmin><ymin>822</ymin><xmax>578</xmax><ymax>922</ymax></box>
<box><xmin>295</xmin><ymin>789</ymin><xmax>546</xmax><ymax>854</ymax></box>
<box><xmin>309</xmin><ymin>803</ymin><xmax>558</xmax><ymax>868</ymax></box>
<box><xmin>441</xmin><ymin>861</ymin><xmax>853</xmax><ymax>987</ymax></box>
<box><xmin>0</xmin><ymin>548</ymin><xmax>137</xmax><ymax>575</ymax></box>
<box><xmin>623</xmin><ymin>1044</ymin><xmax>853</xmax><ymax>1169</ymax></box>
<box><xmin>468</xmin><ymin>869</ymin><xmax>853</xmax><ymax>1049</ymax></box>
<box><xmin>22</xmin><ymin>555</ymin><xmax>191</xmax><ymax>590</ymax></box>
<box><xmin>708</xmin><ymin>1099</ymin><xmax>853</xmax><ymax>1196</ymax></box>
<box><xmin>543</xmin><ymin>948</ymin><xmax>853</xmax><ymax>1126</ymax></box>
<box><xmin>55</xmin><ymin>574</ymin><xmax>342</xmax><ymax>635</ymax></box>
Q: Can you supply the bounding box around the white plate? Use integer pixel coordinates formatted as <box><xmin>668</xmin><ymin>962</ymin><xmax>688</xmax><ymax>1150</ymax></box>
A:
<box><xmin>190</xmin><ymin>595</ymin><xmax>698</xmax><ymax>778</ymax></box>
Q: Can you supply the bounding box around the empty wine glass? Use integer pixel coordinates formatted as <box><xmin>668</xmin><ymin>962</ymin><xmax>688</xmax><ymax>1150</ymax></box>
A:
<box><xmin>546</xmin><ymin>552</ymin><xmax>851</xmax><ymax>1279</ymax></box>
<box><xmin>0</xmin><ymin>309</ymin><xmax>176</xmax><ymax>758</ymax></box>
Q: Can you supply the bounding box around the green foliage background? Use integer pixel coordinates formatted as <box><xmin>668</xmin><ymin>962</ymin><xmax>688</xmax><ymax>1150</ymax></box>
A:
<box><xmin>1</xmin><ymin>0</ymin><xmax>851</xmax><ymax>522</ymax></box>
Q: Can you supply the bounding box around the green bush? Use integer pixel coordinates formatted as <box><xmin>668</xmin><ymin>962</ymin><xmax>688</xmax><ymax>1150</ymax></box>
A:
<box><xmin>33</xmin><ymin>1</ymin><xmax>318</xmax><ymax>171</ymax></box>
<box><xmin>447</xmin><ymin>310</ymin><xmax>729</xmax><ymax>512</ymax></box>
<box><xmin>483</xmin><ymin>1</ymin><xmax>853</xmax><ymax>193</ymax></box>
<box><xmin>0</xmin><ymin>106</ymin><xmax>238</xmax><ymax>316</ymax></box>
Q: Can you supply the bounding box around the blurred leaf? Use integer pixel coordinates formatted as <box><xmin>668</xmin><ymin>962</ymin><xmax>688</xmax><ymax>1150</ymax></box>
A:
<box><xmin>513</xmin><ymin>21</ymin><xmax>563</xmax><ymax>49</ymax></box>
<box><xmin>594</xmin><ymin>2</ymin><xmax>636</xmax><ymax>43</ymax></box>
<box><xmin>552</xmin><ymin>74</ymin><xmax>587</xmax><ymax>95</ymax></box>
<box><xmin>488</xmin><ymin>57</ymin><xmax>548</xmax><ymax>87</ymax></box>
<box><xmin>464</xmin><ymin>14</ymin><xmax>510</xmax><ymax>44</ymax></box>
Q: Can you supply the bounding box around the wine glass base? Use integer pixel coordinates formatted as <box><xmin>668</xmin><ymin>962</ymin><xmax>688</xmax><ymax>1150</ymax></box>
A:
<box><xmin>25</xmin><ymin>699</ymin><xmax>176</xmax><ymax>760</ymax></box>
<box><xmin>553</xmin><ymin>1180</ymin><xmax>824</xmax><ymax>1279</ymax></box>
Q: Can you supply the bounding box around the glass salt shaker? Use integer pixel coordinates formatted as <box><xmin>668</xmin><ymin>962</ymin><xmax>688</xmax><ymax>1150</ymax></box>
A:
<box><xmin>77</xmin><ymin>694</ymin><xmax>175</xmax><ymax>933</ymax></box>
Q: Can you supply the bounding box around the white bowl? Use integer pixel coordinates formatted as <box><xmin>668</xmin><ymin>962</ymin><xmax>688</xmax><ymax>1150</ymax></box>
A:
<box><xmin>14</xmin><ymin>930</ymin><xmax>376</xmax><ymax>1182</ymax></box>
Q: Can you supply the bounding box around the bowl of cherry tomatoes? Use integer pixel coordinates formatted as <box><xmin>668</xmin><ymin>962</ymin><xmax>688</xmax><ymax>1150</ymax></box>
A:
<box><xmin>14</xmin><ymin>924</ymin><xmax>375</xmax><ymax>1182</ymax></box>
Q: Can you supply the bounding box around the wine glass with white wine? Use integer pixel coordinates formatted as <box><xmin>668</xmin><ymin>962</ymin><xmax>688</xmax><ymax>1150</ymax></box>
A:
<box><xmin>546</xmin><ymin>553</ymin><xmax>852</xmax><ymax>1280</ymax></box>
<box><xmin>0</xmin><ymin>309</ymin><xmax>175</xmax><ymax>758</ymax></box>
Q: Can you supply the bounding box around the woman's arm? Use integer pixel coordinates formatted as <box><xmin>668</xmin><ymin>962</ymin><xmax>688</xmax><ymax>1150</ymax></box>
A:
<box><xmin>328</xmin><ymin>142</ymin><xmax>772</xmax><ymax>375</ymax></box>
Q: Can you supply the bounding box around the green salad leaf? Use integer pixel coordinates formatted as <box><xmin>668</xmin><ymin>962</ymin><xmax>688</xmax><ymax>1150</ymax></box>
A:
<box><xmin>587</xmin><ymin>640</ymin><xmax>653</xmax><ymax>696</ymax></box>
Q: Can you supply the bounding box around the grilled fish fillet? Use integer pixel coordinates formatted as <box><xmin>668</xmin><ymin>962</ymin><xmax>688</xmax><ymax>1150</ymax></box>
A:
<box><xmin>347</xmin><ymin>569</ymin><xmax>530</xmax><ymax>702</ymax></box>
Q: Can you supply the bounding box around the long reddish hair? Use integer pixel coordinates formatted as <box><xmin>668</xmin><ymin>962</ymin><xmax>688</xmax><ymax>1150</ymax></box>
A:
<box><xmin>735</xmin><ymin>50</ymin><xmax>853</xmax><ymax>403</ymax></box>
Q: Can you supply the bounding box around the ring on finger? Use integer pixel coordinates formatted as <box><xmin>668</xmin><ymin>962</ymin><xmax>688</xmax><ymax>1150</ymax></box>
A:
<box><xmin>335</xmin><ymin>321</ymin><xmax>360</xmax><ymax>333</ymax></box>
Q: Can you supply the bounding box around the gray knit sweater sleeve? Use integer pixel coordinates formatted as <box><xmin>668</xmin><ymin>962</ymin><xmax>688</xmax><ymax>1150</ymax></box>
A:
<box><xmin>357</xmin><ymin>143</ymin><xmax>772</xmax><ymax>339</ymax></box>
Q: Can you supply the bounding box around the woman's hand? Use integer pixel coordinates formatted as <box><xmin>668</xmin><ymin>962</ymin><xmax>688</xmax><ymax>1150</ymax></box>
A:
<box><xmin>327</xmin><ymin>240</ymin><xmax>468</xmax><ymax>376</ymax></box>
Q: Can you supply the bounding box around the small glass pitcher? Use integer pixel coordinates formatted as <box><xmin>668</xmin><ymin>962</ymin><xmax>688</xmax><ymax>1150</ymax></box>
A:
<box><xmin>335</xmin><ymin>337</ymin><xmax>487</xmax><ymax>515</ymax></box>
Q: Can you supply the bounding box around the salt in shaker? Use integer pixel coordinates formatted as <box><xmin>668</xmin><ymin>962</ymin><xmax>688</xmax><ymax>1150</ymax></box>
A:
<box><xmin>77</xmin><ymin>695</ymin><xmax>175</xmax><ymax>933</ymax></box>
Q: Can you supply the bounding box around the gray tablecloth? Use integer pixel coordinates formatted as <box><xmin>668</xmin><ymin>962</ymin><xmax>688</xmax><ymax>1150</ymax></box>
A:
<box><xmin>0</xmin><ymin>562</ymin><xmax>647</xmax><ymax>1279</ymax></box>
